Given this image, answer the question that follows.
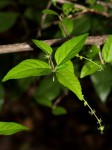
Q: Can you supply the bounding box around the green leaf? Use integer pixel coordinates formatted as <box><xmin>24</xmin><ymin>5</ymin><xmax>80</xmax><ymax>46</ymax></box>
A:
<box><xmin>56</xmin><ymin>61</ymin><xmax>83</xmax><ymax>100</ymax></box>
<box><xmin>102</xmin><ymin>35</ymin><xmax>112</xmax><ymax>63</ymax></box>
<box><xmin>36</xmin><ymin>97</ymin><xmax>52</xmax><ymax>107</ymax></box>
<box><xmin>2</xmin><ymin>59</ymin><xmax>51</xmax><ymax>82</ymax></box>
<box><xmin>18</xmin><ymin>77</ymin><xmax>35</xmax><ymax>94</ymax></box>
<box><xmin>91</xmin><ymin>4</ymin><xmax>105</xmax><ymax>12</ymax></box>
<box><xmin>0</xmin><ymin>12</ymin><xmax>19</xmax><ymax>32</ymax></box>
<box><xmin>32</xmin><ymin>39</ymin><xmax>53</xmax><ymax>55</ymax></box>
<box><xmin>0</xmin><ymin>122</ymin><xmax>28</xmax><ymax>135</ymax></box>
<box><xmin>24</xmin><ymin>7</ymin><xmax>41</xmax><ymax>23</ymax></box>
<box><xmin>59</xmin><ymin>18</ymin><xmax>74</xmax><ymax>37</ymax></box>
<box><xmin>56</xmin><ymin>63</ymin><xmax>68</xmax><ymax>71</ymax></box>
<box><xmin>86</xmin><ymin>0</ymin><xmax>96</xmax><ymax>5</ymax></box>
<box><xmin>62</xmin><ymin>3</ymin><xmax>74</xmax><ymax>15</ymax></box>
<box><xmin>86</xmin><ymin>45</ymin><xmax>100</xmax><ymax>58</ymax></box>
<box><xmin>35</xmin><ymin>76</ymin><xmax>60</xmax><ymax>101</ymax></box>
<box><xmin>52</xmin><ymin>106</ymin><xmax>67</xmax><ymax>115</ymax></box>
<box><xmin>91</xmin><ymin>65</ymin><xmax>112</xmax><ymax>102</ymax></box>
<box><xmin>42</xmin><ymin>9</ymin><xmax>58</xmax><ymax>16</ymax></box>
<box><xmin>51</xmin><ymin>0</ymin><xmax>56</xmax><ymax>6</ymax></box>
<box><xmin>55</xmin><ymin>33</ymin><xmax>88</xmax><ymax>65</ymax></box>
<box><xmin>73</xmin><ymin>15</ymin><xmax>91</xmax><ymax>35</ymax></box>
<box><xmin>80</xmin><ymin>61</ymin><xmax>100</xmax><ymax>78</ymax></box>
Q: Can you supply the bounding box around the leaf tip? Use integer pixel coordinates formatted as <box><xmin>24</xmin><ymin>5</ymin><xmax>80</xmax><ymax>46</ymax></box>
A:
<box><xmin>2</xmin><ymin>74</ymin><xmax>10</xmax><ymax>82</ymax></box>
<box><xmin>24</xmin><ymin>126</ymin><xmax>29</xmax><ymax>131</ymax></box>
<box><xmin>32</xmin><ymin>39</ymin><xmax>37</xmax><ymax>44</ymax></box>
<box><xmin>32</xmin><ymin>39</ymin><xmax>35</xmax><ymax>42</ymax></box>
<box><xmin>80</xmin><ymin>74</ymin><xmax>84</xmax><ymax>79</ymax></box>
<box><xmin>2</xmin><ymin>77</ymin><xmax>6</xmax><ymax>82</ymax></box>
<box><xmin>42</xmin><ymin>9</ymin><xmax>58</xmax><ymax>16</ymax></box>
<box><xmin>84</xmin><ymin>33</ymin><xmax>89</xmax><ymax>38</ymax></box>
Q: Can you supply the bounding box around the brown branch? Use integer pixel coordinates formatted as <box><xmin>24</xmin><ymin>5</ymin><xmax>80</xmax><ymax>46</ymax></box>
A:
<box><xmin>0</xmin><ymin>35</ymin><xmax>109</xmax><ymax>54</ymax></box>
<box><xmin>97</xmin><ymin>1</ymin><xmax>112</xmax><ymax>8</ymax></box>
<box><xmin>84</xmin><ymin>8</ymin><xmax>109</xmax><ymax>17</ymax></box>
<box><xmin>0</xmin><ymin>43</ymin><xmax>33</xmax><ymax>54</ymax></box>
<box><xmin>55</xmin><ymin>0</ymin><xmax>111</xmax><ymax>17</ymax></box>
<box><xmin>36</xmin><ymin>0</ymin><xmax>111</xmax><ymax>31</ymax></box>
<box><xmin>99</xmin><ymin>51</ymin><xmax>105</xmax><ymax>65</ymax></box>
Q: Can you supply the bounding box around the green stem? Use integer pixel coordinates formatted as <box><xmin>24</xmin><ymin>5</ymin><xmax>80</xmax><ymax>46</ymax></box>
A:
<box><xmin>48</xmin><ymin>55</ymin><xmax>55</xmax><ymax>81</ymax></box>
<box><xmin>49</xmin><ymin>56</ymin><xmax>55</xmax><ymax>70</ymax></box>
<box><xmin>76</xmin><ymin>54</ymin><xmax>103</xmax><ymax>71</ymax></box>
<box><xmin>58</xmin><ymin>15</ymin><xmax>69</xmax><ymax>37</ymax></box>
<box><xmin>83</xmin><ymin>98</ymin><xmax>104</xmax><ymax>134</ymax></box>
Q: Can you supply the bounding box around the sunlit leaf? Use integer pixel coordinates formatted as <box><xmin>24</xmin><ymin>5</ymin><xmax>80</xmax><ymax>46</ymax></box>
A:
<box><xmin>2</xmin><ymin>59</ymin><xmax>51</xmax><ymax>82</ymax></box>
<box><xmin>55</xmin><ymin>33</ymin><xmax>88</xmax><ymax>65</ymax></box>
<box><xmin>80</xmin><ymin>61</ymin><xmax>100</xmax><ymax>78</ymax></box>
<box><xmin>86</xmin><ymin>45</ymin><xmax>100</xmax><ymax>58</ymax></box>
<box><xmin>56</xmin><ymin>61</ymin><xmax>83</xmax><ymax>100</ymax></box>
<box><xmin>32</xmin><ymin>39</ymin><xmax>53</xmax><ymax>55</ymax></box>
<box><xmin>0</xmin><ymin>122</ymin><xmax>29</xmax><ymax>135</ymax></box>
<box><xmin>62</xmin><ymin>3</ymin><xmax>74</xmax><ymax>15</ymax></box>
<box><xmin>42</xmin><ymin>9</ymin><xmax>58</xmax><ymax>16</ymax></box>
<box><xmin>86</xmin><ymin>0</ymin><xmax>96</xmax><ymax>5</ymax></box>
<box><xmin>102</xmin><ymin>35</ymin><xmax>112</xmax><ymax>63</ymax></box>
<box><xmin>51</xmin><ymin>0</ymin><xmax>56</xmax><ymax>6</ymax></box>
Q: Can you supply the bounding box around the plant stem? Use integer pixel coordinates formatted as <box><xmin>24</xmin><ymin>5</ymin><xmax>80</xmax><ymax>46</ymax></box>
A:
<box><xmin>98</xmin><ymin>51</ymin><xmax>105</xmax><ymax>65</ymax></box>
<box><xmin>49</xmin><ymin>56</ymin><xmax>55</xmax><ymax>70</ymax></box>
<box><xmin>83</xmin><ymin>98</ymin><xmax>104</xmax><ymax>134</ymax></box>
<box><xmin>48</xmin><ymin>56</ymin><xmax>55</xmax><ymax>81</ymax></box>
<box><xmin>58</xmin><ymin>15</ymin><xmax>69</xmax><ymax>37</ymax></box>
<box><xmin>76</xmin><ymin>54</ymin><xmax>103</xmax><ymax>70</ymax></box>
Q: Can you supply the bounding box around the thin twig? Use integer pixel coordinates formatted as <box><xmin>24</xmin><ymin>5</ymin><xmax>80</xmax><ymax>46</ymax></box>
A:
<box><xmin>97</xmin><ymin>1</ymin><xmax>112</xmax><ymax>8</ymax></box>
<box><xmin>97</xmin><ymin>45</ymin><xmax>105</xmax><ymax>65</ymax></box>
<box><xmin>0</xmin><ymin>35</ymin><xmax>108</xmax><ymax>54</ymax></box>
<box><xmin>0</xmin><ymin>43</ymin><xmax>33</xmax><ymax>54</ymax></box>
<box><xmin>86</xmin><ymin>8</ymin><xmax>109</xmax><ymax>17</ymax></box>
<box><xmin>99</xmin><ymin>51</ymin><xmax>105</xmax><ymax>65</ymax></box>
<box><xmin>55</xmin><ymin>0</ymin><xmax>111</xmax><ymax>17</ymax></box>
<box><xmin>76</xmin><ymin>54</ymin><xmax>103</xmax><ymax>71</ymax></box>
<box><xmin>36</xmin><ymin>1</ymin><xmax>52</xmax><ymax>37</ymax></box>
<box><xmin>53</xmin><ymin>91</ymin><xmax>68</xmax><ymax>109</ymax></box>
<box><xmin>59</xmin><ymin>15</ymin><xmax>69</xmax><ymax>37</ymax></box>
